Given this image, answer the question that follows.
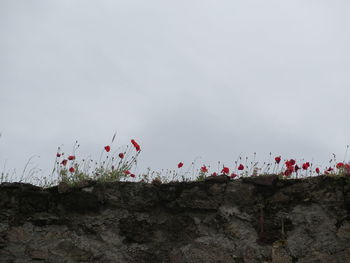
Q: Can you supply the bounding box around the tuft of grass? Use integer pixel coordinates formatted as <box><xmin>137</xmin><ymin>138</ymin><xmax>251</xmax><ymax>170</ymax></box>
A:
<box><xmin>53</xmin><ymin>137</ymin><xmax>142</xmax><ymax>187</ymax></box>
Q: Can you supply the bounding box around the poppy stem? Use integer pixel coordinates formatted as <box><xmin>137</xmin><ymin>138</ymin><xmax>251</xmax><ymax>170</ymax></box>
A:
<box><xmin>343</xmin><ymin>145</ymin><xmax>349</xmax><ymax>163</ymax></box>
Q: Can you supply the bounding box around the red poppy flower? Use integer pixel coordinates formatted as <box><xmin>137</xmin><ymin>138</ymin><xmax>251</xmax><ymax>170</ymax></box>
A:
<box><xmin>290</xmin><ymin>159</ymin><xmax>296</xmax><ymax>165</ymax></box>
<box><xmin>302</xmin><ymin>163</ymin><xmax>309</xmax><ymax>170</ymax></box>
<box><xmin>315</xmin><ymin>167</ymin><xmax>320</xmax><ymax>174</ymax></box>
<box><xmin>104</xmin><ymin>145</ymin><xmax>111</xmax><ymax>152</ymax></box>
<box><xmin>68</xmin><ymin>155</ymin><xmax>75</xmax><ymax>161</ymax></box>
<box><xmin>284</xmin><ymin>169</ymin><xmax>292</xmax><ymax>176</ymax></box>
<box><xmin>285</xmin><ymin>164</ymin><xmax>294</xmax><ymax>174</ymax></box>
<box><xmin>131</xmin><ymin>139</ymin><xmax>141</xmax><ymax>151</ymax></box>
<box><xmin>327</xmin><ymin>167</ymin><xmax>334</xmax><ymax>172</ymax></box>
<box><xmin>130</xmin><ymin>174</ymin><xmax>135</xmax><ymax>178</ymax></box>
<box><xmin>221</xmin><ymin>166</ymin><xmax>229</xmax><ymax>175</ymax></box>
<box><xmin>200</xmin><ymin>165</ymin><xmax>208</xmax><ymax>173</ymax></box>
<box><xmin>177</xmin><ymin>162</ymin><xmax>183</xmax><ymax>168</ymax></box>
<box><xmin>275</xmin><ymin>156</ymin><xmax>281</xmax><ymax>164</ymax></box>
<box><xmin>230</xmin><ymin>173</ymin><xmax>238</xmax><ymax>178</ymax></box>
<box><xmin>212</xmin><ymin>172</ymin><xmax>217</xmax><ymax>176</ymax></box>
<box><xmin>69</xmin><ymin>167</ymin><xmax>75</xmax><ymax>173</ymax></box>
<box><xmin>336</xmin><ymin>162</ymin><xmax>344</xmax><ymax>169</ymax></box>
<box><xmin>61</xmin><ymin>159</ymin><xmax>68</xmax><ymax>166</ymax></box>
<box><xmin>124</xmin><ymin>170</ymin><xmax>131</xmax><ymax>175</ymax></box>
<box><xmin>238</xmin><ymin>164</ymin><xmax>244</xmax><ymax>170</ymax></box>
<box><xmin>118</xmin><ymin>153</ymin><xmax>124</xmax><ymax>159</ymax></box>
<box><xmin>56</xmin><ymin>153</ymin><xmax>61</xmax><ymax>158</ymax></box>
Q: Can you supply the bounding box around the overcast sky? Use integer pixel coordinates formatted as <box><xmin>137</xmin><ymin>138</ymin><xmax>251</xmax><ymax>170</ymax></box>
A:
<box><xmin>1</xmin><ymin>0</ymin><xmax>350</xmax><ymax>183</ymax></box>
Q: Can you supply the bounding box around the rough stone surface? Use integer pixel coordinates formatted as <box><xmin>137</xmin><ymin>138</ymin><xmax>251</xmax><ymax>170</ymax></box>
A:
<box><xmin>0</xmin><ymin>176</ymin><xmax>349</xmax><ymax>262</ymax></box>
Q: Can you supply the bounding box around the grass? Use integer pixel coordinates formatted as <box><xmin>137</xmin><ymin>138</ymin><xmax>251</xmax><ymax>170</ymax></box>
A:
<box><xmin>1</xmin><ymin>136</ymin><xmax>350</xmax><ymax>188</ymax></box>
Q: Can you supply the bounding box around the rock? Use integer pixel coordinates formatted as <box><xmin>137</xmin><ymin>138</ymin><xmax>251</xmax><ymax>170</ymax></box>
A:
<box><xmin>242</xmin><ymin>175</ymin><xmax>278</xmax><ymax>186</ymax></box>
<box><xmin>6</xmin><ymin>226</ymin><xmax>30</xmax><ymax>242</ymax></box>
<box><xmin>204</xmin><ymin>175</ymin><xmax>230</xmax><ymax>182</ymax></box>
<box><xmin>178</xmin><ymin>242</ymin><xmax>237</xmax><ymax>263</ymax></box>
<box><xmin>271</xmin><ymin>241</ymin><xmax>292</xmax><ymax>263</ymax></box>
<box><xmin>28</xmin><ymin>248</ymin><xmax>48</xmax><ymax>260</ymax></box>
<box><xmin>0</xmin><ymin>177</ymin><xmax>349</xmax><ymax>262</ymax></box>
<box><xmin>57</xmin><ymin>181</ymin><xmax>70</xmax><ymax>193</ymax></box>
<box><xmin>297</xmin><ymin>250</ymin><xmax>337</xmax><ymax>263</ymax></box>
<box><xmin>337</xmin><ymin>221</ymin><xmax>350</xmax><ymax>239</ymax></box>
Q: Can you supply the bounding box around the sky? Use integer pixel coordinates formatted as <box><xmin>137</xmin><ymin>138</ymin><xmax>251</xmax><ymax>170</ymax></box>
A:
<box><xmin>1</xmin><ymin>0</ymin><xmax>350</xmax><ymax>183</ymax></box>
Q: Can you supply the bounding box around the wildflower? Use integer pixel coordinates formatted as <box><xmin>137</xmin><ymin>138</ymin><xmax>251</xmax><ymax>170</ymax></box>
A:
<box><xmin>61</xmin><ymin>159</ymin><xmax>68</xmax><ymax>166</ymax></box>
<box><xmin>221</xmin><ymin>166</ymin><xmax>229</xmax><ymax>175</ymax></box>
<box><xmin>286</xmin><ymin>166</ymin><xmax>294</xmax><ymax>174</ymax></box>
<box><xmin>69</xmin><ymin>167</ymin><xmax>75</xmax><ymax>173</ymax></box>
<box><xmin>302</xmin><ymin>163</ymin><xmax>309</xmax><ymax>170</ymax></box>
<box><xmin>230</xmin><ymin>173</ymin><xmax>238</xmax><ymax>178</ymax></box>
<box><xmin>275</xmin><ymin>156</ymin><xmax>281</xmax><ymax>164</ymax></box>
<box><xmin>284</xmin><ymin>164</ymin><xmax>294</xmax><ymax>176</ymax></box>
<box><xmin>315</xmin><ymin>167</ymin><xmax>320</xmax><ymax>174</ymax></box>
<box><xmin>177</xmin><ymin>162</ymin><xmax>183</xmax><ymax>168</ymax></box>
<box><xmin>118</xmin><ymin>153</ymin><xmax>124</xmax><ymax>159</ymax></box>
<box><xmin>104</xmin><ymin>145</ymin><xmax>111</xmax><ymax>152</ymax></box>
<box><xmin>212</xmin><ymin>172</ymin><xmax>217</xmax><ymax>176</ymax></box>
<box><xmin>68</xmin><ymin>155</ymin><xmax>75</xmax><ymax>161</ymax></box>
<box><xmin>130</xmin><ymin>174</ymin><xmax>135</xmax><ymax>178</ymax></box>
<box><xmin>56</xmin><ymin>153</ymin><xmax>61</xmax><ymax>158</ymax></box>
<box><xmin>285</xmin><ymin>163</ymin><xmax>293</xmax><ymax>171</ymax></box>
<box><xmin>124</xmin><ymin>170</ymin><xmax>131</xmax><ymax>175</ymax></box>
<box><xmin>336</xmin><ymin>162</ymin><xmax>344</xmax><ymax>169</ymax></box>
<box><xmin>238</xmin><ymin>164</ymin><xmax>244</xmax><ymax>170</ymax></box>
<box><xmin>131</xmin><ymin>139</ymin><xmax>141</xmax><ymax>151</ymax></box>
<box><xmin>284</xmin><ymin>169</ymin><xmax>292</xmax><ymax>176</ymax></box>
<box><xmin>286</xmin><ymin>159</ymin><xmax>296</xmax><ymax>166</ymax></box>
<box><xmin>200</xmin><ymin>165</ymin><xmax>208</xmax><ymax>173</ymax></box>
<box><xmin>327</xmin><ymin>167</ymin><xmax>334</xmax><ymax>172</ymax></box>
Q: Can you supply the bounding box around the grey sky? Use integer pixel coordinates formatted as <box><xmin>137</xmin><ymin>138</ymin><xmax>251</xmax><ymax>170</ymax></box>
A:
<box><xmin>1</xmin><ymin>0</ymin><xmax>350</xmax><ymax>182</ymax></box>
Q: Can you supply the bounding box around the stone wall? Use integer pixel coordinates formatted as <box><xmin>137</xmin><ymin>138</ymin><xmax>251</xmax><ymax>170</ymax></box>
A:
<box><xmin>0</xmin><ymin>175</ymin><xmax>350</xmax><ymax>262</ymax></box>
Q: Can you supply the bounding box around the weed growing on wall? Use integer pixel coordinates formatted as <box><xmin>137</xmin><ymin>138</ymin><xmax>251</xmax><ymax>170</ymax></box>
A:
<box><xmin>0</xmin><ymin>135</ymin><xmax>349</xmax><ymax>188</ymax></box>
